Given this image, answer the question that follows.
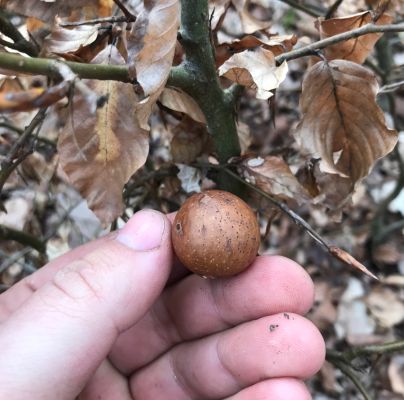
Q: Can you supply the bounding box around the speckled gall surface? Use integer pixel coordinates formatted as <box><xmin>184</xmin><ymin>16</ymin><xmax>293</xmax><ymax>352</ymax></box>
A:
<box><xmin>172</xmin><ymin>190</ymin><xmax>260</xmax><ymax>278</ymax></box>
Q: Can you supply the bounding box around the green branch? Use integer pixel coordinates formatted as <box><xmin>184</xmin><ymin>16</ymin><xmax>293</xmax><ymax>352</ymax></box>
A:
<box><xmin>0</xmin><ymin>52</ymin><xmax>131</xmax><ymax>82</ymax></box>
<box><xmin>174</xmin><ymin>0</ymin><xmax>241</xmax><ymax>163</ymax></box>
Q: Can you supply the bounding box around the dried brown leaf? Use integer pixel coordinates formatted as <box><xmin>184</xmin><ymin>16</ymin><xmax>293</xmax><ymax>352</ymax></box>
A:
<box><xmin>241</xmin><ymin>155</ymin><xmax>310</xmax><ymax>203</ymax></box>
<box><xmin>218</xmin><ymin>48</ymin><xmax>288</xmax><ymax>100</ymax></box>
<box><xmin>159</xmin><ymin>87</ymin><xmax>206</xmax><ymax>123</ymax></box>
<box><xmin>316</xmin><ymin>11</ymin><xmax>393</xmax><ymax>64</ymax></box>
<box><xmin>127</xmin><ymin>0</ymin><xmax>180</xmax><ymax>95</ymax></box>
<box><xmin>58</xmin><ymin>47</ymin><xmax>149</xmax><ymax>225</ymax></box>
<box><xmin>43</xmin><ymin>18</ymin><xmax>99</xmax><ymax>54</ymax></box>
<box><xmin>295</xmin><ymin>60</ymin><xmax>398</xmax><ymax>188</ymax></box>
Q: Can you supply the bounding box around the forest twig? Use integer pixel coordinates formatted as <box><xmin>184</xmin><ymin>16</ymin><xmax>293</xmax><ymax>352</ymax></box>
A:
<box><xmin>275</xmin><ymin>22</ymin><xmax>404</xmax><ymax>64</ymax></box>
<box><xmin>277</xmin><ymin>0</ymin><xmax>323</xmax><ymax>18</ymax></box>
<box><xmin>0</xmin><ymin>108</ymin><xmax>47</xmax><ymax>195</ymax></box>
<box><xmin>59</xmin><ymin>16</ymin><xmax>131</xmax><ymax>27</ymax></box>
<box><xmin>1</xmin><ymin>22</ymin><xmax>403</xmax><ymax>84</ymax></box>
<box><xmin>112</xmin><ymin>0</ymin><xmax>137</xmax><ymax>22</ymax></box>
<box><xmin>0</xmin><ymin>10</ymin><xmax>38</xmax><ymax>56</ymax></box>
<box><xmin>325</xmin><ymin>0</ymin><xmax>345</xmax><ymax>19</ymax></box>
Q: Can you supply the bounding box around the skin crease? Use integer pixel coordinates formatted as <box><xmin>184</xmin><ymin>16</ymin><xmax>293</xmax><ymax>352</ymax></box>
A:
<box><xmin>0</xmin><ymin>210</ymin><xmax>325</xmax><ymax>400</ymax></box>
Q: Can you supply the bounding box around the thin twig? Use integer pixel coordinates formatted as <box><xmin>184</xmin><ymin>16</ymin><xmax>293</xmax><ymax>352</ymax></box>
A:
<box><xmin>379</xmin><ymin>79</ymin><xmax>404</xmax><ymax>93</ymax></box>
<box><xmin>275</xmin><ymin>22</ymin><xmax>404</xmax><ymax>64</ymax></box>
<box><xmin>328</xmin><ymin>357</ymin><xmax>374</xmax><ymax>400</ymax></box>
<box><xmin>325</xmin><ymin>0</ymin><xmax>345</xmax><ymax>19</ymax></box>
<box><xmin>59</xmin><ymin>15</ymin><xmax>131</xmax><ymax>27</ymax></box>
<box><xmin>276</xmin><ymin>0</ymin><xmax>323</xmax><ymax>18</ymax></box>
<box><xmin>112</xmin><ymin>0</ymin><xmax>137</xmax><ymax>22</ymax></box>
<box><xmin>0</xmin><ymin>108</ymin><xmax>47</xmax><ymax>194</ymax></box>
<box><xmin>0</xmin><ymin>10</ymin><xmax>38</xmax><ymax>56</ymax></box>
<box><xmin>1</xmin><ymin>22</ymin><xmax>403</xmax><ymax>84</ymax></box>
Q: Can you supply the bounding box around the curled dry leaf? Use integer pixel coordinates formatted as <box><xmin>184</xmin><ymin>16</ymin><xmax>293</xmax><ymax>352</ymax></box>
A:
<box><xmin>58</xmin><ymin>46</ymin><xmax>149</xmax><ymax>225</ymax></box>
<box><xmin>295</xmin><ymin>60</ymin><xmax>398</xmax><ymax>195</ymax></box>
<box><xmin>218</xmin><ymin>48</ymin><xmax>288</xmax><ymax>100</ymax></box>
<box><xmin>216</xmin><ymin>34</ymin><xmax>297</xmax><ymax>67</ymax></box>
<box><xmin>0</xmin><ymin>0</ymin><xmax>98</xmax><ymax>22</ymax></box>
<box><xmin>240</xmin><ymin>155</ymin><xmax>310</xmax><ymax>203</ymax></box>
<box><xmin>127</xmin><ymin>0</ymin><xmax>180</xmax><ymax>95</ymax></box>
<box><xmin>316</xmin><ymin>11</ymin><xmax>393</xmax><ymax>64</ymax></box>
<box><xmin>43</xmin><ymin>18</ymin><xmax>99</xmax><ymax>54</ymax></box>
<box><xmin>159</xmin><ymin>87</ymin><xmax>206</xmax><ymax>123</ymax></box>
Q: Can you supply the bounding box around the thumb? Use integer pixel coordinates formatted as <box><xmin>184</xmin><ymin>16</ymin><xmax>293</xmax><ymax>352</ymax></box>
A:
<box><xmin>0</xmin><ymin>210</ymin><xmax>172</xmax><ymax>399</ymax></box>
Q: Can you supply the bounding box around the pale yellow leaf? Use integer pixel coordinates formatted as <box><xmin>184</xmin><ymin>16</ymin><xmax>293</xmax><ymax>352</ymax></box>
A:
<box><xmin>218</xmin><ymin>48</ymin><xmax>288</xmax><ymax>100</ymax></box>
<box><xmin>159</xmin><ymin>87</ymin><xmax>206</xmax><ymax>123</ymax></box>
<box><xmin>316</xmin><ymin>11</ymin><xmax>393</xmax><ymax>64</ymax></box>
<box><xmin>295</xmin><ymin>60</ymin><xmax>398</xmax><ymax>186</ymax></box>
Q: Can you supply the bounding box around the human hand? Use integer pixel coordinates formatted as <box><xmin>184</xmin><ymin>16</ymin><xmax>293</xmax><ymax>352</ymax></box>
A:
<box><xmin>0</xmin><ymin>209</ymin><xmax>325</xmax><ymax>399</ymax></box>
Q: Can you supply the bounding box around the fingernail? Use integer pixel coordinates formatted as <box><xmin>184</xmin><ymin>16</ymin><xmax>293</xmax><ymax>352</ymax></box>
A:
<box><xmin>116</xmin><ymin>210</ymin><xmax>165</xmax><ymax>251</ymax></box>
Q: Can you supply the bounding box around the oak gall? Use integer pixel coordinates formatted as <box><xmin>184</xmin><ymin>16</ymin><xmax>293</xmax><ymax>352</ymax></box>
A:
<box><xmin>172</xmin><ymin>190</ymin><xmax>260</xmax><ymax>278</ymax></box>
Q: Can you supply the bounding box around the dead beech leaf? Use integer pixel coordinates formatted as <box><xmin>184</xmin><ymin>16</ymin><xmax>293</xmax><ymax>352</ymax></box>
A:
<box><xmin>127</xmin><ymin>0</ymin><xmax>180</xmax><ymax>95</ymax></box>
<box><xmin>159</xmin><ymin>87</ymin><xmax>206</xmax><ymax>123</ymax></box>
<box><xmin>316</xmin><ymin>11</ymin><xmax>393</xmax><ymax>64</ymax></box>
<box><xmin>295</xmin><ymin>60</ymin><xmax>398</xmax><ymax>186</ymax></box>
<box><xmin>216</xmin><ymin>34</ymin><xmax>297</xmax><ymax>67</ymax></box>
<box><xmin>43</xmin><ymin>18</ymin><xmax>99</xmax><ymax>54</ymax></box>
<box><xmin>241</xmin><ymin>155</ymin><xmax>310</xmax><ymax>203</ymax></box>
<box><xmin>218</xmin><ymin>48</ymin><xmax>288</xmax><ymax>100</ymax></box>
<box><xmin>58</xmin><ymin>46</ymin><xmax>149</xmax><ymax>225</ymax></box>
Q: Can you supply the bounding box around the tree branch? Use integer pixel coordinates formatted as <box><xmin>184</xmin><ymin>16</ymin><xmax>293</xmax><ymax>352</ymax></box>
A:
<box><xmin>1</xmin><ymin>22</ymin><xmax>403</xmax><ymax>87</ymax></box>
<box><xmin>0</xmin><ymin>52</ymin><xmax>132</xmax><ymax>82</ymax></box>
<box><xmin>0</xmin><ymin>10</ymin><xmax>38</xmax><ymax>56</ymax></box>
<box><xmin>275</xmin><ymin>22</ymin><xmax>404</xmax><ymax>64</ymax></box>
<box><xmin>0</xmin><ymin>224</ymin><xmax>46</xmax><ymax>253</ymax></box>
<box><xmin>0</xmin><ymin>108</ymin><xmax>47</xmax><ymax>195</ymax></box>
<box><xmin>277</xmin><ymin>0</ymin><xmax>323</xmax><ymax>18</ymax></box>
<box><xmin>175</xmin><ymin>0</ymin><xmax>241</xmax><ymax>163</ymax></box>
